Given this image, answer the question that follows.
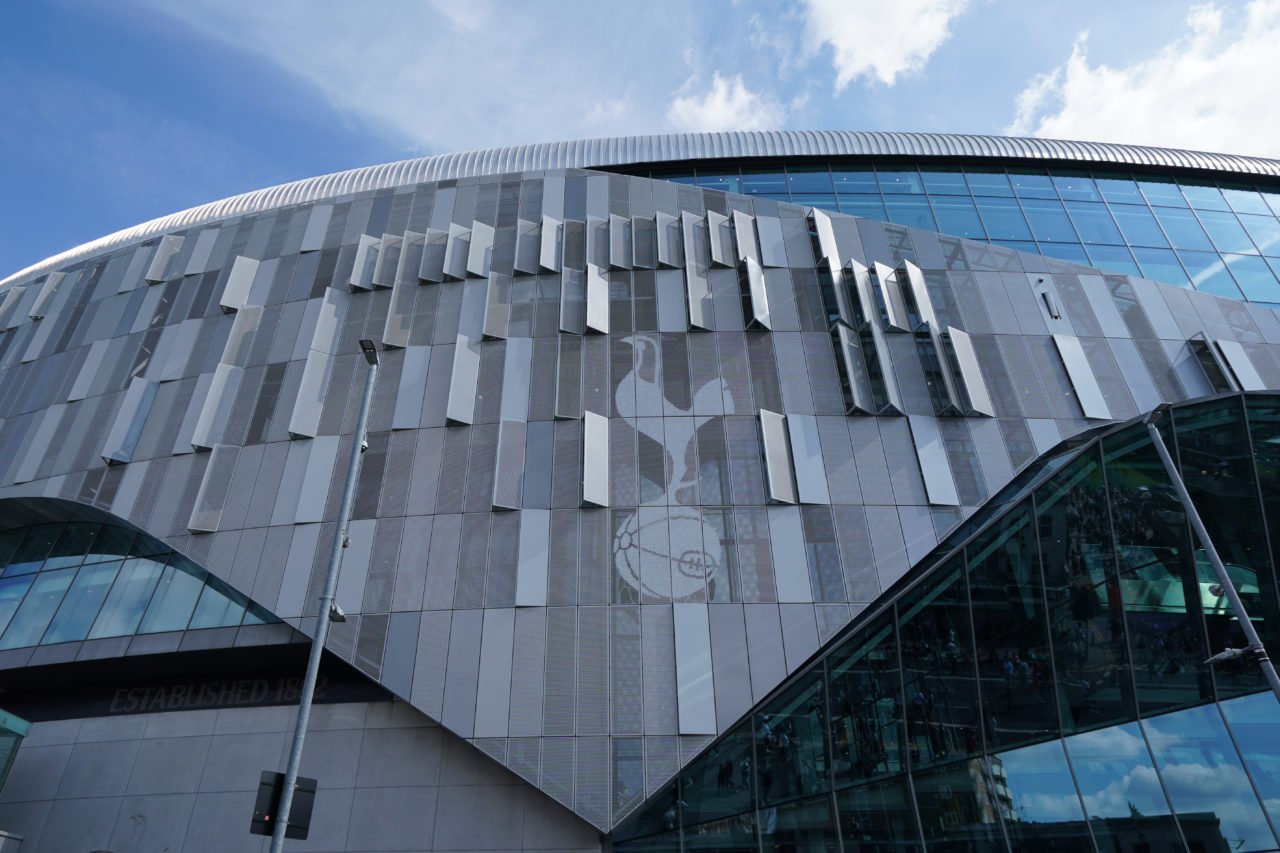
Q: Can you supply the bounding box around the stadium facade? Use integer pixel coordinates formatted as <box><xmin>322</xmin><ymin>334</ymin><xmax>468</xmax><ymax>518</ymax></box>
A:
<box><xmin>0</xmin><ymin>131</ymin><xmax>1278</xmax><ymax>851</ymax></box>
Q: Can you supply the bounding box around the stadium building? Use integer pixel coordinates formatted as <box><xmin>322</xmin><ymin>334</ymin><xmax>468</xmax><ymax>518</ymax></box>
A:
<box><xmin>0</xmin><ymin>131</ymin><xmax>1279</xmax><ymax>851</ymax></box>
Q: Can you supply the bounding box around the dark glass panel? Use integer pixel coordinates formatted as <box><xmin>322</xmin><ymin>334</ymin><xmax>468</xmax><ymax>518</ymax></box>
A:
<box><xmin>828</xmin><ymin>614</ymin><xmax>904</xmax><ymax>786</ymax></box>
<box><xmin>1195</xmin><ymin>209</ymin><xmax>1258</xmax><ymax>254</ymax></box>
<box><xmin>0</xmin><ymin>530</ymin><xmax>23</xmax><ymax>568</ymax></box>
<box><xmin>1224</xmin><ymin>253</ymin><xmax>1280</xmax><ymax>302</ymax></box>
<box><xmin>1246</xmin><ymin>396</ymin><xmax>1280</xmax><ymax>661</ymax></box>
<box><xmin>1083</xmin><ymin>245</ymin><xmax>1140</xmax><ymax>278</ymax></box>
<box><xmin>1143</xmin><ymin>703</ymin><xmax>1278</xmax><ymax>852</ymax></box>
<box><xmin>613</xmin><ymin>782</ymin><xmax>683</xmax><ymax>842</ymax></box>
<box><xmin>1109</xmin><ymin>203</ymin><xmax>1169</xmax><ymax>248</ymax></box>
<box><xmin>756</xmin><ymin>671</ymin><xmax>830</xmax><ymax>805</ymax></box>
<box><xmin>920</xmin><ymin>169</ymin><xmax>969</xmax><ymax>195</ymax></box>
<box><xmin>760</xmin><ymin>796</ymin><xmax>839</xmax><ymax>853</ymax></box>
<box><xmin>82</xmin><ymin>525</ymin><xmax>135</xmax><ymax>565</ymax></box>
<box><xmin>686</xmin><ymin>814</ymin><xmax>757</xmax><ymax>853</ymax></box>
<box><xmin>1152</xmin><ymin>207</ymin><xmax>1213</xmax><ymax>251</ymax></box>
<box><xmin>41</xmin><ymin>561</ymin><xmax>121</xmax><ymax>645</ymax></box>
<box><xmin>188</xmin><ymin>582</ymin><xmax>246</xmax><ymax>630</ymax></box>
<box><xmin>968</xmin><ymin>503</ymin><xmax>1057</xmax><ymax>749</ymax></box>
<box><xmin>1008</xmin><ymin>169</ymin><xmax>1057</xmax><ymax>200</ymax></box>
<box><xmin>697</xmin><ymin>174</ymin><xmax>742</xmax><ymax>194</ymax></box>
<box><xmin>1102</xmin><ymin>423</ymin><xmax>1213</xmax><ymax>715</ymax></box>
<box><xmin>1035</xmin><ymin>447</ymin><xmax>1136</xmax><ymax>733</ymax></box>
<box><xmin>787</xmin><ymin>167</ymin><xmax>834</xmax><ymax>194</ymax></box>
<box><xmin>615</xmin><ymin>833</ymin><xmax>682</xmax><ymax>853</ymax></box>
<box><xmin>993</xmin><ymin>740</ymin><xmax>1091</xmax><ymax>851</ymax></box>
<box><xmin>912</xmin><ymin>758</ymin><xmax>1005</xmax><ymax>851</ymax></box>
<box><xmin>1131</xmin><ymin>247</ymin><xmax>1191</xmax><ymax>287</ymax></box>
<box><xmin>1020</xmin><ymin>198</ymin><xmax>1079</xmax><ymax>243</ymax></box>
<box><xmin>1221</xmin><ymin>186</ymin><xmax>1272</xmax><ymax>216</ymax></box>
<box><xmin>1063</xmin><ymin>202</ymin><xmax>1122</xmax><ymax>245</ymax></box>
<box><xmin>1062</xmin><ymin>721</ymin><xmax>1180</xmax><ymax>849</ymax></box>
<box><xmin>838</xmin><ymin>195</ymin><xmax>888</xmax><ymax>222</ymax></box>
<box><xmin>137</xmin><ymin>556</ymin><xmax>203</xmax><ymax>634</ymax></box>
<box><xmin>836</xmin><ymin>779</ymin><xmax>922</xmax><ymax>851</ymax></box>
<box><xmin>87</xmin><ymin>557</ymin><xmax>165</xmax><ymax>639</ymax></box>
<box><xmin>896</xmin><ymin>556</ymin><xmax>982</xmax><ymax>768</ymax></box>
<box><xmin>1179</xmin><ymin>182</ymin><xmax>1232</xmax><ymax>212</ymax></box>
<box><xmin>1</xmin><ymin>524</ymin><xmax>63</xmax><ymax>576</ymax></box>
<box><xmin>0</xmin><ymin>567</ymin><xmax>74</xmax><ymax>649</ymax></box>
<box><xmin>1237</xmin><ymin>214</ymin><xmax>1280</xmax><ymax>256</ymax></box>
<box><xmin>1052</xmin><ymin>172</ymin><xmax>1101</xmax><ymax>202</ymax></box>
<box><xmin>0</xmin><ymin>575</ymin><xmax>35</xmax><ymax>638</ymax></box>
<box><xmin>877</xmin><ymin>166</ymin><xmax>924</xmax><ymax>195</ymax></box>
<box><xmin>1037</xmin><ymin>243</ymin><xmax>1088</xmax><ymax>266</ymax></box>
<box><xmin>974</xmin><ymin>197</ymin><xmax>1032</xmax><ymax>241</ymax></box>
<box><xmin>741</xmin><ymin>169</ymin><xmax>788</xmax><ymax>196</ymax></box>
<box><xmin>1172</xmin><ymin>399</ymin><xmax>1279</xmax><ymax>700</ymax></box>
<box><xmin>1136</xmin><ymin>178</ymin><xmax>1189</xmax><ymax>208</ymax></box>
<box><xmin>1094</xmin><ymin>176</ymin><xmax>1143</xmax><ymax>205</ymax></box>
<box><xmin>884</xmin><ymin>197</ymin><xmax>937</xmax><ymax>231</ymax></box>
<box><xmin>129</xmin><ymin>531</ymin><xmax>171</xmax><ymax>559</ymax></box>
<box><xmin>831</xmin><ymin>170</ymin><xmax>878</xmax><ymax>194</ymax></box>
<box><xmin>42</xmin><ymin>523</ymin><xmax>100</xmax><ymax>570</ymax></box>
<box><xmin>1178</xmin><ymin>250</ymin><xmax>1244</xmax><ymax>299</ymax></box>
<box><xmin>965</xmin><ymin>170</ymin><xmax>1014</xmax><ymax>198</ymax></box>
<box><xmin>930</xmin><ymin>196</ymin><xmax>987</xmax><ymax>239</ymax></box>
<box><xmin>682</xmin><ymin>722</ymin><xmax>755</xmax><ymax>826</ymax></box>
<box><xmin>1220</xmin><ymin>691</ymin><xmax>1280</xmax><ymax>832</ymax></box>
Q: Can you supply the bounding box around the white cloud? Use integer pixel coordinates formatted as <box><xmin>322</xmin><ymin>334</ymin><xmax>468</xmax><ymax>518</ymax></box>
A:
<box><xmin>1006</xmin><ymin>0</ymin><xmax>1280</xmax><ymax>158</ymax></box>
<box><xmin>666</xmin><ymin>73</ymin><xmax>785</xmax><ymax>132</ymax></box>
<box><xmin>801</xmin><ymin>0</ymin><xmax>969</xmax><ymax>89</ymax></box>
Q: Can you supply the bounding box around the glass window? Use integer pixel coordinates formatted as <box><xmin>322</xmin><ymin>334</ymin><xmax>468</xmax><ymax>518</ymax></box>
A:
<box><xmin>1137</xmin><ymin>177</ymin><xmax>1189</xmax><ymax>208</ymax></box>
<box><xmin>965</xmin><ymin>170</ymin><xmax>1014</xmax><ymax>197</ymax></box>
<box><xmin>1052</xmin><ymin>172</ymin><xmax>1101</xmax><ymax>202</ymax></box>
<box><xmin>1132</xmin><ymin>247</ymin><xmax>1191</xmax><ymax>286</ymax></box>
<box><xmin>1195</xmin><ymin>209</ymin><xmax>1258</xmax><ymax>254</ymax></box>
<box><xmin>837</xmin><ymin>195</ymin><xmax>888</xmax><ymax>222</ymax></box>
<box><xmin>1084</xmin><ymin>245</ymin><xmax>1141</xmax><ymax>278</ymax></box>
<box><xmin>1221</xmin><ymin>185</ymin><xmax>1272</xmax><ymax>215</ymax></box>
<box><xmin>1064</xmin><ymin>201</ymin><xmax>1123</xmax><ymax>245</ymax></box>
<box><xmin>896</xmin><ymin>557</ymin><xmax>981</xmax><ymax>768</ymax></box>
<box><xmin>1152</xmin><ymin>206</ymin><xmax>1214</xmax><ymax>251</ymax></box>
<box><xmin>760</xmin><ymin>796</ymin><xmax>839</xmax><ymax>853</ymax></box>
<box><xmin>1262</xmin><ymin>190</ymin><xmax>1280</xmax><ymax>218</ymax></box>
<box><xmin>883</xmin><ymin>196</ymin><xmax>937</xmax><ymax>231</ymax></box>
<box><xmin>1038</xmin><ymin>243</ymin><xmax>1089</xmax><ymax>265</ymax></box>
<box><xmin>0</xmin><ymin>531</ymin><xmax>24</xmax><ymax>568</ymax></box>
<box><xmin>1036</xmin><ymin>447</ymin><xmax>1137</xmax><ymax>732</ymax></box>
<box><xmin>81</xmin><ymin>526</ymin><xmax>134</xmax><ymax>566</ymax></box>
<box><xmin>0</xmin><ymin>575</ymin><xmax>35</xmax><ymax>638</ymax></box>
<box><xmin>1178</xmin><ymin>250</ymin><xmax>1244</xmax><ymax>299</ymax></box>
<box><xmin>828</xmin><ymin>615</ymin><xmax>903</xmax><ymax>786</ymax></box>
<box><xmin>1094</xmin><ymin>175</ymin><xmax>1144</xmax><ymax>204</ymax></box>
<box><xmin>685</xmin><ymin>813</ymin><xmax>757</xmax><ymax>852</ymax></box>
<box><xmin>1220</xmin><ymin>692</ymin><xmax>1280</xmax><ymax>832</ymax></box>
<box><xmin>968</xmin><ymin>504</ymin><xmax>1056</xmax><ymax>749</ymax></box>
<box><xmin>876</xmin><ymin>166</ymin><xmax>923</xmax><ymax>195</ymax></box>
<box><xmin>188</xmin><ymin>582</ymin><xmax>246</xmax><ymax>630</ymax></box>
<box><xmin>911</xmin><ymin>759</ymin><xmax>1004</xmax><ymax>850</ymax></box>
<box><xmin>42</xmin><ymin>524</ymin><xmax>99</xmax><ymax>571</ymax></box>
<box><xmin>1008</xmin><ymin>169</ymin><xmax>1057</xmax><ymax>199</ymax></box>
<box><xmin>1247</xmin><ymin>397</ymin><xmax>1280</xmax><ymax>660</ymax></box>
<box><xmin>740</xmin><ymin>169</ymin><xmax>788</xmax><ymax>196</ymax></box>
<box><xmin>792</xmin><ymin>194</ymin><xmax>839</xmax><ymax>212</ymax></box>
<box><xmin>1109</xmin><ymin>203</ymin><xmax>1170</xmax><ymax>248</ymax></box>
<box><xmin>1143</xmin><ymin>703</ymin><xmax>1278</xmax><ymax>852</ymax></box>
<box><xmin>1224</xmin><ymin>253</ymin><xmax>1280</xmax><ymax>302</ymax></box>
<box><xmin>929</xmin><ymin>196</ymin><xmax>986</xmax><ymax>239</ymax></box>
<box><xmin>695</xmin><ymin>174</ymin><xmax>741</xmax><ymax>194</ymax></box>
<box><xmin>836</xmin><ymin>779</ymin><xmax>921</xmax><ymax>851</ymax></box>
<box><xmin>0</xmin><ymin>567</ymin><xmax>74</xmax><ymax>649</ymax></box>
<box><xmin>41</xmin><ymin>561</ymin><xmax>121</xmax><ymax>645</ymax></box>
<box><xmin>138</xmin><ymin>557</ymin><xmax>204</xmax><ymax>633</ymax></box>
<box><xmin>786</xmin><ymin>167</ymin><xmax>833</xmax><ymax>194</ymax></box>
<box><xmin>652</xmin><ymin>170</ymin><xmax>698</xmax><ymax>186</ymax></box>
<box><xmin>919</xmin><ymin>169</ymin><xmax>969</xmax><ymax>195</ymax></box>
<box><xmin>681</xmin><ymin>722</ymin><xmax>754</xmax><ymax>827</ymax></box>
<box><xmin>1020</xmin><ymin>198</ymin><xmax>1079</xmax><ymax>243</ymax></box>
<box><xmin>1</xmin><ymin>524</ymin><xmax>62</xmax><ymax>576</ymax></box>
<box><xmin>991</xmin><ymin>240</ymin><xmax>1039</xmax><ymax>256</ymax></box>
<box><xmin>1179</xmin><ymin>182</ymin><xmax>1232</xmax><ymax>211</ymax></box>
<box><xmin>831</xmin><ymin>170</ymin><xmax>878</xmax><ymax>194</ymax></box>
<box><xmin>994</xmin><ymin>740</ymin><xmax>1090</xmax><ymax>849</ymax></box>
<box><xmin>88</xmin><ymin>557</ymin><xmax>165</xmax><ymax>638</ymax></box>
<box><xmin>1237</xmin><ymin>214</ymin><xmax>1280</xmax><ymax>256</ymax></box>
<box><xmin>974</xmin><ymin>197</ymin><xmax>1032</xmax><ymax>240</ymax></box>
<box><xmin>1062</xmin><ymin>722</ymin><xmax>1181</xmax><ymax>848</ymax></box>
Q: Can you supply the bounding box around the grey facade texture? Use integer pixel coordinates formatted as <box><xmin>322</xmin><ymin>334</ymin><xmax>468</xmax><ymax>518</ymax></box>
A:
<box><xmin>0</xmin><ymin>130</ymin><xmax>1279</xmax><ymax>851</ymax></box>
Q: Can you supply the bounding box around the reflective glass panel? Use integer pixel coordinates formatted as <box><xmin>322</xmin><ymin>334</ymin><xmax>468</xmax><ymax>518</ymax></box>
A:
<box><xmin>2</xmin><ymin>524</ymin><xmax>62</xmax><ymax>576</ymax></box>
<box><xmin>1036</xmin><ymin>447</ymin><xmax>1136</xmax><ymax>732</ymax></box>
<box><xmin>741</xmin><ymin>169</ymin><xmax>788</xmax><ymax>195</ymax></box>
<box><xmin>1221</xmin><ymin>186</ymin><xmax>1272</xmax><ymax>216</ymax></box>
<box><xmin>0</xmin><ymin>575</ymin><xmax>35</xmax><ymax>638</ymax></box>
<box><xmin>685</xmin><ymin>813</ymin><xmax>757</xmax><ymax>853</ymax></box>
<box><xmin>828</xmin><ymin>615</ymin><xmax>904</xmax><ymax>786</ymax></box>
<box><xmin>188</xmin><ymin>582</ymin><xmax>245</xmax><ymax>630</ymax></box>
<box><xmin>965</xmin><ymin>170</ymin><xmax>1014</xmax><ymax>197</ymax></box>
<box><xmin>88</xmin><ymin>557</ymin><xmax>165</xmax><ymax>639</ymax></box>
<box><xmin>41</xmin><ymin>561</ymin><xmax>121</xmax><ymax>645</ymax></box>
<box><xmin>138</xmin><ymin>558</ymin><xmax>204</xmax><ymax>633</ymax></box>
<box><xmin>82</xmin><ymin>525</ymin><xmax>134</xmax><ymax>566</ymax></box>
<box><xmin>1062</xmin><ymin>721</ymin><xmax>1179</xmax><ymax>849</ymax></box>
<box><xmin>912</xmin><ymin>759</ymin><xmax>1004</xmax><ymax>850</ymax></box>
<box><xmin>1109</xmin><ymin>203</ymin><xmax>1170</xmax><ymax>248</ymax></box>
<box><xmin>1224</xmin><ymin>253</ymin><xmax>1280</xmax><ymax>302</ymax></box>
<box><xmin>1137</xmin><ymin>178</ymin><xmax>1189</xmax><ymax>208</ymax></box>
<box><xmin>1053</xmin><ymin>172</ymin><xmax>1101</xmax><ymax>202</ymax></box>
<box><xmin>1132</xmin><ymin>247</ymin><xmax>1191</xmax><ymax>286</ymax></box>
<box><xmin>1084</xmin><ymin>245</ymin><xmax>1141</xmax><ymax>278</ymax></box>
<box><xmin>0</xmin><ymin>530</ymin><xmax>22</xmax><ymax>567</ymax></box>
<box><xmin>974</xmin><ymin>197</ymin><xmax>1033</xmax><ymax>241</ymax></box>
<box><xmin>696</xmin><ymin>174</ymin><xmax>742</xmax><ymax>194</ymax></box>
<box><xmin>682</xmin><ymin>722</ymin><xmax>755</xmax><ymax>826</ymax></box>
<box><xmin>1179</xmin><ymin>250</ymin><xmax>1244</xmax><ymax>299</ymax></box>
<box><xmin>1180</xmin><ymin>183</ymin><xmax>1232</xmax><ymax>212</ymax></box>
<box><xmin>1220</xmin><ymin>691</ymin><xmax>1280</xmax><ymax>832</ymax></box>
<box><xmin>930</xmin><ymin>196</ymin><xmax>987</xmax><ymax>239</ymax></box>
<box><xmin>1020</xmin><ymin>198</ymin><xmax>1079</xmax><ymax>243</ymax></box>
<box><xmin>1247</xmin><ymin>397</ymin><xmax>1280</xmax><ymax>660</ymax></box>
<box><xmin>1064</xmin><ymin>202</ymin><xmax>1123</xmax><ymax>244</ymax></box>
<box><xmin>877</xmin><ymin>166</ymin><xmax>924</xmax><ymax>195</ymax></box>
<box><xmin>884</xmin><ymin>196</ymin><xmax>937</xmax><ymax>231</ymax></box>
<box><xmin>1262</xmin><ymin>190</ymin><xmax>1280</xmax><ymax>218</ymax></box>
<box><xmin>836</xmin><ymin>779</ymin><xmax>921</xmax><ymax>851</ymax></box>
<box><xmin>920</xmin><ymin>169</ymin><xmax>969</xmax><ymax>195</ymax></box>
<box><xmin>1038</xmin><ymin>242</ymin><xmax>1089</xmax><ymax>266</ymax></box>
<box><xmin>1152</xmin><ymin>207</ymin><xmax>1213</xmax><ymax>251</ymax></box>
<box><xmin>787</xmin><ymin>167</ymin><xmax>833</xmax><ymax>194</ymax></box>
<box><xmin>1095</xmin><ymin>176</ymin><xmax>1143</xmax><ymax>205</ymax></box>
<box><xmin>1009</xmin><ymin>169</ymin><xmax>1057</xmax><ymax>199</ymax></box>
<box><xmin>793</xmin><ymin>194</ymin><xmax>839</xmax><ymax>212</ymax></box>
<box><xmin>968</xmin><ymin>504</ymin><xmax>1057</xmax><ymax>749</ymax></box>
<box><xmin>1237</xmin><ymin>214</ymin><xmax>1280</xmax><ymax>256</ymax></box>
<box><xmin>760</xmin><ymin>796</ymin><xmax>839</xmax><ymax>853</ymax></box>
<box><xmin>756</xmin><ymin>673</ymin><xmax>830</xmax><ymax>806</ymax></box>
<box><xmin>995</xmin><ymin>740</ymin><xmax>1091</xmax><ymax>849</ymax></box>
<box><xmin>43</xmin><ymin>524</ymin><xmax>99</xmax><ymax>570</ymax></box>
<box><xmin>1196</xmin><ymin>209</ymin><xmax>1258</xmax><ymax>254</ymax></box>
<box><xmin>1142</xmin><ymin>703</ymin><xmax>1278</xmax><ymax>852</ymax></box>
<box><xmin>0</xmin><ymin>567</ymin><xmax>73</xmax><ymax>649</ymax></box>
<box><xmin>838</xmin><ymin>195</ymin><xmax>888</xmax><ymax>222</ymax></box>
<box><xmin>831</xmin><ymin>170</ymin><xmax>878</xmax><ymax>194</ymax></box>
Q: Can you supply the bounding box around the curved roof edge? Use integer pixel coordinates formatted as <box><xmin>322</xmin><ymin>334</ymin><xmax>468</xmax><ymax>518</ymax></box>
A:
<box><xmin>7</xmin><ymin>130</ymin><xmax>1280</xmax><ymax>289</ymax></box>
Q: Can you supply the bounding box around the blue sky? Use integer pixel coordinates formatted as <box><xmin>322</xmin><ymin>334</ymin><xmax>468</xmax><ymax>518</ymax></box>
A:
<box><xmin>2</xmin><ymin>0</ymin><xmax>1274</xmax><ymax>279</ymax></box>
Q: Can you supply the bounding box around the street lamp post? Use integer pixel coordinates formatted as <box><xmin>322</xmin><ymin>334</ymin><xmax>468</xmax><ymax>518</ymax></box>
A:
<box><xmin>1144</xmin><ymin>406</ymin><xmax>1280</xmax><ymax>704</ymax></box>
<box><xmin>270</xmin><ymin>339</ymin><xmax>381</xmax><ymax>851</ymax></box>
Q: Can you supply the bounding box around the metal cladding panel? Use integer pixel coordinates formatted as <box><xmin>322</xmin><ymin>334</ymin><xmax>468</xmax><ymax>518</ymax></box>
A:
<box><xmin>1052</xmin><ymin>332</ymin><xmax>1112</xmax><ymax>419</ymax></box>
<box><xmin>759</xmin><ymin>409</ymin><xmax>797</xmax><ymax>505</ymax></box>
<box><xmin>582</xmin><ymin>411</ymin><xmax>610</xmax><ymax>507</ymax></box>
<box><xmin>101</xmin><ymin>376</ymin><xmax>159</xmax><ymax>465</ymax></box>
<box><xmin>1216</xmin><ymin>338</ymin><xmax>1267</xmax><ymax>390</ymax></box>
<box><xmin>907</xmin><ymin>415</ymin><xmax>960</xmax><ymax>507</ymax></box>
<box><xmin>673</xmin><ymin>603</ymin><xmax>717</xmax><ymax>735</ymax></box>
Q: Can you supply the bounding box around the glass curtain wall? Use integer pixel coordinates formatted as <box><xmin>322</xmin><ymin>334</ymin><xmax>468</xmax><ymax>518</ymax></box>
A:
<box><xmin>613</xmin><ymin>393</ymin><xmax>1280</xmax><ymax>853</ymax></box>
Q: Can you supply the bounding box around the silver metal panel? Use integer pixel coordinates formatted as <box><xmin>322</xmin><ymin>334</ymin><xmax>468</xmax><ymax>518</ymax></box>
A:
<box><xmin>755</xmin><ymin>216</ymin><xmax>787</xmax><ymax>268</ymax></box>
<box><xmin>289</xmin><ymin>350</ymin><xmax>334</xmax><ymax>439</ymax></box>
<box><xmin>779</xmin><ymin>603</ymin><xmax>820</xmax><ymax>672</ymax></box>
<box><xmin>560</xmin><ymin>268</ymin><xmax>586</xmax><ymax>335</ymax></box>
<box><xmin>759</xmin><ymin>409</ymin><xmax>798</xmax><ymax>505</ymax></box>
<box><xmin>183</xmin><ymin>227</ymin><xmax>219</xmax><ymax>276</ymax></box>
<box><xmin>1052</xmin><ymin>333</ymin><xmax>1112</xmax><ymax>419</ymax></box>
<box><xmin>833</xmin><ymin>324</ymin><xmax>875</xmax><ymax>414</ymax></box>
<box><xmin>350</xmin><ymin>234</ymin><xmax>379</xmax><ymax>290</ymax></box>
<box><xmin>907</xmin><ymin>415</ymin><xmax>961</xmax><ymax>506</ymax></box>
<box><xmin>768</xmin><ymin>506</ymin><xmax>813</xmax><ymax>603</ymax></box>
<box><xmin>656</xmin><ymin>269</ymin><xmax>689</xmax><ymax>332</ymax></box>
<box><xmin>419</xmin><ymin>227</ymin><xmax>448</xmax><ymax>282</ymax></box>
<box><xmin>681</xmin><ymin>212</ymin><xmax>706</xmax><ymax>271</ymax></box>
<box><xmin>656</xmin><ymin>211</ymin><xmax>681</xmax><ymax>268</ymax></box>
<box><xmin>187</xmin><ymin>443</ymin><xmax>236</xmax><ymax>533</ymax></box>
<box><xmin>673</xmin><ymin>603</ymin><xmax>717</xmax><ymax>735</ymax></box>
<box><xmin>28</xmin><ymin>272</ymin><xmax>65</xmax><ymax>320</ymax></box>
<box><xmin>514</xmin><ymin>218</ymin><xmax>541</xmax><ymax>274</ymax></box>
<box><xmin>190</xmin><ymin>363</ymin><xmax>243</xmax><ymax>451</ymax></box>
<box><xmin>539</xmin><ymin>215</ymin><xmax>563</xmax><ymax>272</ymax></box>
<box><xmin>501</xmin><ymin>337</ymin><xmax>533</xmax><ymax>422</ymax></box>
<box><xmin>1215</xmin><ymin>338</ymin><xmax>1267</xmax><ymax>390</ymax></box>
<box><xmin>609</xmin><ymin>214</ymin><xmax>633</xmax><ymax>270</ymax></box>
<box><xmin>13</xmin><ymin>405</ymin><xmax>64</xmax><ymax>484</ymax></box>
<box><xmin>442</xmin><ymin>223</ymin><xmax>471</xmax><ymax>281</ymax></box>
<box><xmin>874</xmin><ymin>263</ymin><xmax>911</xmax><ymax>332</ymax></box>
<box><xmin>900</xmin><ymin>260</ymin><xmax>935</xmax><ymax>328</ymax></box>
<box><xmin>706</xmin><ymin>211</ymin><xmax>733</xmax><ymax>268</ymax></box>
<box><xmin>371</xmin><ymin>232</ymin><xmax>401</xmax><ymax>288</ymax></box>
<box><xmin>474</xmin><ymin>608</ymin><xmax>516</xmax><ymax>737</ymax></box>
<box><xmin>945</xmin><ymin>327</ymin><xmax>995</xmax><ymax>416</ymax></box>
<box><xmin>785</xmin><ymin>413</ymin><xmax>830</xmax><ymax>505</ymax></box>
<box><xmin>810</xmin><ymin>208</ymin><xmax>839</xmax><ymax>262</ymax></box>
<box><xmin>294</xmin><ymin>435</ymin><xmax>339</xmax><ymax>523</ymax></box>
<box><xmin>101</xmin><ymin>377</ymin><xmax>159</xmax><ymax>464</ymax></box>
<box><xmin>685</xmin><ymin>264</ymin><xmax>713</xmax><ymax>333</ymax></box>
<box><xmin>392</xmin><ymin>346</ymin><xmax>431</xmax><ymax>429</ymax></box>
<box><xmin>866</xmin><ymin>320</ymin><xmax>904</xmax><ymax>414</ymax></box>
<box><xmin>19</xmin><ymin>315</ymin><xmax>55</xmax><ymax>363</ymax></box>
<box><xmin>382</xmin><ymin>279</ymin><xmax>413</xmax><ymax>348</ymax></box>
<box><xmin>0</xmin><ymin>286</ymin><xmax>25</xmax><ymax>331</ymax></box>
<box><xmin>299</xmin><ymin>203</ymin><xmax>332</xmax><ymax>252</ymax></box>
<box><xmin>117</xmin><ymin>246</ymin><xmax>150</xmax><ymax>293</ymax></box>
<box><xmin>632</xmin><ymin>215</ymin><xmax>658</xmax><ymax>269</ymax></box>
<box><xmin>732</xmin><ymin>210</ymin><xmax>760</xmax><ymax>265</ymax></box>
<box><xmin>144</xmin><ymin>234</ymin><xmax>183</xmax><ymax>283</ymax></box>
<box><xmin>516</xmin><ymin>508</ymin><xmax>550</xmax><ymax>607</ymax></box>
<box><xmin>740</xmin><ymin>256</ymin><xmax>771</xmax><ymax>331</ymax></box>
<box><xmin>396</xmin><ymin>231</ymin><xmax>425</xmax><ymax>285</ymax></box>
<box><xmin>218</xmin><ymin>255</ymin><xmax>258</xmax><ymax>313</ymax></box>
<box><xmin>587</xmin><ymin>216</ymin><xmax>609</xmax><ymax>269</ymax></box>
<box><xmin>170</xmin><ymin>373</ymin><xmax>213</xmax><ymax>456</ymax></box>
<box><xmin>447</xmin><ymin>279</ymin><xmax>488</xmax><ymax>425</ymax></box>
<box><xmin>582</xmin><ymin>410</ymin><xmax>610</xmax><ymax>507</ymax></box>
<box><xmin>845</xmin><ymin>260</ymin><xmax>876</xmax><ymax>328</ymax></box>
<box><xmin>467</xmin><ymin>221</ymin><xmax>495</xmax><ymax>277</ymax></box>
<box><xmin>586</xmin><ymin>264</ymin><xmax>610</xmax><ymax>335</ymax></box>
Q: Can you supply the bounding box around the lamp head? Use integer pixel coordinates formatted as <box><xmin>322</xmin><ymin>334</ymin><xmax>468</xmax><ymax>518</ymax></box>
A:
<box><xmin>358</xmin><ymin>339</ymin><xmax>380</xmax><ymax>366</ymax></box>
